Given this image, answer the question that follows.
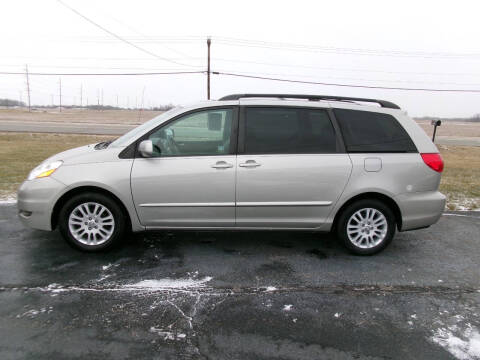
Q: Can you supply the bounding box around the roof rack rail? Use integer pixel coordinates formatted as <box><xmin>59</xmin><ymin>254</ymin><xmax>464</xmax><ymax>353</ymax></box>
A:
<box><xmin>218</xmin><ymin>93</ymin><xmax>400</xmax><ymax>109</ymax></box>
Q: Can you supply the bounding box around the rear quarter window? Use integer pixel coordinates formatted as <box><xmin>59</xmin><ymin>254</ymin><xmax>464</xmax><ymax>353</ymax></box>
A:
<box><xmin>244</xmin><ymin>107</ymin><xmax>337</xmax><ymax>154</ymax></box>
<box><xmin>334</xmin><ymin>109</ymin><xmax>417</xmax><ymax>153</ymax></box>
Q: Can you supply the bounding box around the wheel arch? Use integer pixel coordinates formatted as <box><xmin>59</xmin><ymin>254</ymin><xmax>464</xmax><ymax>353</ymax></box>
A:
<box><xmin>332</xmin><ymin>192</ymin><xmax>402</xmax><ymax>231</ymax></box>
<box><xmin>51</xmin><ymin>185</ymin><xmax>132</xmax><ymax>231</ymax></box>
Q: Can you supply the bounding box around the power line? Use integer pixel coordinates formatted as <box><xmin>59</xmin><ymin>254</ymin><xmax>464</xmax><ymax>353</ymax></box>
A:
<box><xmin>96</xmin><ymin>9</ymin><xmax>195</xmax><ymax>60</ymax></box>
<box><xmin>213</xmin><ymin>68</ymin><xmax>480</xmax><ymax>87</ymax></box>
<box><xmin>0</xmin><ymin>70</ymin><xmax>204</xmax><ymax>76</ymax></box>
<box><xmin>56</xmin><ymin>0</ymin><xmax>195</xmax><ymax>68</ymax></box>
<box><xmin>211</xmin><ymin>36</ymin><xmax>480</xmax><ymax>59</ymax></box>
<box><xmin>213</xmin><ymin>71</ymin><xmax>480</xmax><ymax>93</ymax></box>
<box><xmin>74</xmin><ymin>34</ymin><xmax>480</xmax><ymax>59</ymax></box>
<box><xmin>4</xmin><ymin>61</ymin><xmax>480</xmax><ymax>78</ymax></box>
<box><xmin>6</xmin><ymin>68</ymin><xmax>480</xmax><ymax>92</ymax></box>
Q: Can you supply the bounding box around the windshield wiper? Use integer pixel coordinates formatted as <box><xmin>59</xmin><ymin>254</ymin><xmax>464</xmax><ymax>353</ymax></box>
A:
<box><xmin>94</xmin><ymin>140</ymin><xmax>114</xmax><ymax>150</ymax></box>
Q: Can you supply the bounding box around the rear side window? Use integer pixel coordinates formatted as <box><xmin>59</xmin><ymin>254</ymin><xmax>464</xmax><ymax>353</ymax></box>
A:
<box><xmin>244</xmin><ymin>107</ymin><xmax>337</xmax><ymax>154</ymax></box>
<box><xmin>334</xmin><ymin>109</ymin><xmax>417</xmax><ymax>153</ymax></box>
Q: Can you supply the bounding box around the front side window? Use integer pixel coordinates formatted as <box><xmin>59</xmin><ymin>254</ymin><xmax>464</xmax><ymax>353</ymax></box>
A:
<box><xmin>147</xmin><ymin>108</ymin><xmax>234</xmax><ymax>157</ymax></box>
<box><xmin>334</xmin><ymin>109</ymin><xmax>417</xmax><ymax>153</ymax></box>
<box><xmin>244</xmin><ymin>107</ymin><xmax>337</xmax><ymax>154</ymax></box>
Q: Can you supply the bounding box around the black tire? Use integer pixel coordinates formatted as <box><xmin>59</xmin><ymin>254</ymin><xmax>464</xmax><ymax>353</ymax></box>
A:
<box><xmin>336</xmin><ymin>199</ymin><xmax>396</xmax><ymax>255</ymax></box>
<box><xmin>58</xmin><ymin>192</ymin><xmax>126</xmax><ymax>252</ymax></box>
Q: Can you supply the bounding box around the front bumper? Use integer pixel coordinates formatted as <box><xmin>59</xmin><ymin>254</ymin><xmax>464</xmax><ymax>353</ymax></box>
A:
<box><xmin>395</xmin><ymin>191</ymin><xmax>446</xmax><ymax>231</ymax></box>
<box><xmin>17</xmin><ymin>177</ymin><xmax>65</xmax><ymax>231</ymax></box>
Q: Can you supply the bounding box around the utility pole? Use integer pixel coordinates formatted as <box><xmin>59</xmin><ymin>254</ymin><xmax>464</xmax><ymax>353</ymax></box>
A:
<box><xmin>59</xmin><ymin>78</ymin><xmax>62</xmax><ymax>112</ymax></box>
<box><xmin>97</xmin><ymin>89</ymin><xmax>100</xmax><ymax>107</ymax></box>
<box><xmin>25</xmin><ymin>65</ymin><xmax>31</xmax><ymax>112</ymax></box>
<box><xmin>207</xmin><ymin>37</ymin><xmax>211</xmax><ymax>100</ymax></box>
<box><xmin>80</xmin><ymin>84</ymin><xmax>83</xmax><ymax>108</ymax></box>
<box><xmin>101</xmin><ymin>89</ymin><xmax>104</xmax><ymax>108</ymax></box>
<box><xmin>138</xmin><ymin>86</ymin><xmax>146</xmax><ymax>122</ymax></box>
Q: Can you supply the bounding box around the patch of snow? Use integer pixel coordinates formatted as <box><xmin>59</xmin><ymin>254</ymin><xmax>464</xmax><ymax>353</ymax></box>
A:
<box><xmin>38</xmin><ymin>276</ymin><xmax>213</xmax><ymax>295</ymax></box>
<box><xmin>96</xmin><ymin>274</ymin><xmax>111</xmax><ymax>282</ymax></box>
<box><xmin>431</xmin><ymin>325</ymin><xmax>480</xmax><ymax>360</ymax></box>
<box><xmin>334</xmin><ymin>312</ymin><xmax>341</xmax><ymax>318</ymax></box>
<box><xmin>0</xmin><ymin>194</ymin><xmax>16</xmax><ymax>205</ymax></box>
<box><xmin>265</xmin><ymin>286</ymin><xmax>277</xmax><ymax>292</ymax></box>
<box><xmin>149</xmin><ymin>327</ymin><xmax>186</xmax><ymax>341</ymax></box>
<box><xmin>408</xmin><ymin>321</ymin><xmax>413</xmax><ymax>326</ymax></box>
<box><xmin>446</xmin><ymin>196</ymin><xmax>480</xmax><ymax>212</ymax></box>
<box><xmin>123</xmin><ymin>276</ymin><xmax>213</xmax><ymax>291</ymax></box>
<box><xmin>438</xmin><ymin>279</ymin><xmax>444</xmax><ymax>283</ymax></box>
<box><xmin>102</xmin><ymin>264</ymin><xmax>113</xmax><ymax>271</ymax></box>
<box><xmin>17</xmin><ymin>306</ymin><xmax>53</xmax><ymax>318</ymax></box>
<box><xmin>283</xmin><ymin>304</ymin><xmax>293</xmax><ymax>311</ymax></box>
<box><xmin>411</xmin><ymin>314</ymin><xmax>417</xmax><ymax>319</ymax></box>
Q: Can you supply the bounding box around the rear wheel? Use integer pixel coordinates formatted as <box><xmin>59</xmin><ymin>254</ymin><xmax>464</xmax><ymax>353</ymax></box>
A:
<box><xmin>58</xmin><ymin>192</ymin><xmax>126</xmax><ymax>252</ymax></box>
<box><xmin>336</xmin><ymin>199</ymin><xmax>396</xmax><ymax>255</ymax></box>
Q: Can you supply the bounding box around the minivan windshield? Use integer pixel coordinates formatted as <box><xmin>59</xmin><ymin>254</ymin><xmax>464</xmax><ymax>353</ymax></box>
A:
<box><xmin>110</xmin><ymin>106</ymin><xmax>184</xmax><ymax>147</ymax></box>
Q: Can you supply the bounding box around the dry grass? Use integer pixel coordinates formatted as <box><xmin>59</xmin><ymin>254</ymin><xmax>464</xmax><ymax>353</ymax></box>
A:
<box><xmin>0</xmin><ymin>132</ymin><xmax>478</xmax><ymax>210</ymax></box>
<box><xmin>0</xmin><ymin>132</ymin><xmax>114</xmax><ymax>199</ymax></box>
<box><xmin>438</xmin><ymin>145</ymin><xmax>480</xmax><ymax>210</ymax></box>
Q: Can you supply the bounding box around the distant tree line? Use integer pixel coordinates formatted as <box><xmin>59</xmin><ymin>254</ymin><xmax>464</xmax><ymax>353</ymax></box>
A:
<box><xmin>0</xmin><ymin>98</ymin><xmax>26</xmax><ymax>107</ymax></box>
<box><xmin>0</xmin><ymin>98</ymin><xmax>174</xmax><ymax>111</ymax></box>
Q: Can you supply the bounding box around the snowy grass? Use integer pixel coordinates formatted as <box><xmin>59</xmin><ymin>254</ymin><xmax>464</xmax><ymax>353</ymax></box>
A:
<box><xmin>439</xmin><ymin>145</ymin><xmax>480</xmax><ymax>211</ymax></box>
<box><xmin>431</xmin><ymin>324</ymin><xmax>480</xmax><ymax>360</ymax></box>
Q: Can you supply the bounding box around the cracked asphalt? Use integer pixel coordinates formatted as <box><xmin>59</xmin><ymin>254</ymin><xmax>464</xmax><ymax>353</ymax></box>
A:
<box><xmin>0</xmin><ymin>204</ymin><xmax>479</xmax><ymax>360</ymax></box>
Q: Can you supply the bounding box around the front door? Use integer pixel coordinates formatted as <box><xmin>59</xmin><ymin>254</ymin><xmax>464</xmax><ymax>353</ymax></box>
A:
<box><xmin>235</xmin><ymin>106</ymin><xmax>352</xmax><ymax>228</ymax></box>
<box><xmin>131</xmin><ymin>107</ymin><xmax>237</xmax><ymax>228</ymax></box>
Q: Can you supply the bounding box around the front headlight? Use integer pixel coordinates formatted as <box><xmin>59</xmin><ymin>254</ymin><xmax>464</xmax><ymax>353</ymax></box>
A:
<box><xmin>27</xmin><ymin>160</ymin><xmax>63</xmax><ymax>180</ymax></box>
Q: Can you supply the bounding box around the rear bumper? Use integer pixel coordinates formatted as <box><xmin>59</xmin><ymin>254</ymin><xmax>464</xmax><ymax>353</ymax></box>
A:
<box><xmin>17</xmin><ymin>177</ymin><xmax>65</xmax><ymax>231</ymax></box>
<box><xmin>395</xmin><ymin>191</ymin><xmax>446</xmax><ymax>231</ymax></box>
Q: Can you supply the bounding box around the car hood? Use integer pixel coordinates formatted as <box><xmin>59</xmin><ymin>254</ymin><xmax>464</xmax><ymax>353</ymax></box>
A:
<box><xmin>44</xmin><ymin>143</ymin><xmax>123</xmax><ymax>165</ymax></box>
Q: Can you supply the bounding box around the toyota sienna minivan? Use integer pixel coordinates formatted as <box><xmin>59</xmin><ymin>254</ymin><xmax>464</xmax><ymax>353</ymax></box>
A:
<box><xmin>17</xmin><ymin>94</ymin><xmax>445</xmax><ymax>254</ymax></box>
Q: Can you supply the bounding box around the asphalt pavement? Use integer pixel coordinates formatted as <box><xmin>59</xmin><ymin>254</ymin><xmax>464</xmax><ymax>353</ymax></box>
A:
<box><xmin>0</xmin><ymin>204</ymin><xmax>479</xmax><ymax>359</ymax></box>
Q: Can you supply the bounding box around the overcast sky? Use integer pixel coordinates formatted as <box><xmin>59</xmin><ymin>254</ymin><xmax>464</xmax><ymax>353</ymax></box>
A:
<box><xmin>2</xmin><ymin>0</ymin><xmax>480</xmax><ymax>117</ymax></box>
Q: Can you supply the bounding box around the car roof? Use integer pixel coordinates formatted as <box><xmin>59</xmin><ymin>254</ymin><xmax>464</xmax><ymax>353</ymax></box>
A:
<box><xmin>218</xmin><ymin>93</ymin><xmax>400</xmax><ymax>109</ymax></box>
<box><xmin>179</xmin><ymin>95</ymin><xmax>404</xmax><ymax>116</ymax></box>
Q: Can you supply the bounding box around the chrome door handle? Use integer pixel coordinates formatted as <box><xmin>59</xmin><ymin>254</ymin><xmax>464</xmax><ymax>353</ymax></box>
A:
<box><xmin>211</xmin><ymin>161</ymin><xmax>233</xmax><ymax>169</ymax></box>
<box><xmin>239</xmin><ymin>160</ymin><xmax>261</xmax><ymax>168</ymax></box>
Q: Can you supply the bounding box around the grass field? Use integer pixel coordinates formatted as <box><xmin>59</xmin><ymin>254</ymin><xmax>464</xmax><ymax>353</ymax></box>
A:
<box><xmin>0</xmin><ymin>133</ymin><xmax>113</xmax><ymax>200</ymax></box>
<box><xmin>0</xmin><ymin>132</ymin><xmax>478</xmax><ymax>210</ymax></box>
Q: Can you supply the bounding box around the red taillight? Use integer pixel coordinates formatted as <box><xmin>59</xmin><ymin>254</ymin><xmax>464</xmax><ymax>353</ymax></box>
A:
<box><xmin>421</xmin><ymin>153</ymin><xmax>444</xmax><ymax>172</ymax></box>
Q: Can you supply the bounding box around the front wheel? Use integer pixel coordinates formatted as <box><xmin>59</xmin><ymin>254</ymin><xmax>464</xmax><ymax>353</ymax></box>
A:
<box><xmin>336</xmin><ymin>199</ymin><xmax>396</xmax><ymax>255</ymax></box>
<box><xmin>58</xmin><ymin>192</ymin><xmax>126</xmax><ymax>252</ymax></box>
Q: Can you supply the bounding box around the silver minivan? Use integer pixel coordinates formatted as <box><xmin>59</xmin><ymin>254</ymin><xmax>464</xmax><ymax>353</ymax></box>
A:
<box><xmin>17</xmin><ymin>94</ymin><xmax>445</xmax><ymax>254</ymax></box>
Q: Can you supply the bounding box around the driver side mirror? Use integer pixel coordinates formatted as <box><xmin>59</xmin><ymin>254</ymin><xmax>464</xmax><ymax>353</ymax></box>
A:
<box><xmin>138</xmin><ymin>140</ymin><xmax>154</xmax><ymax>158</ymax></box>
